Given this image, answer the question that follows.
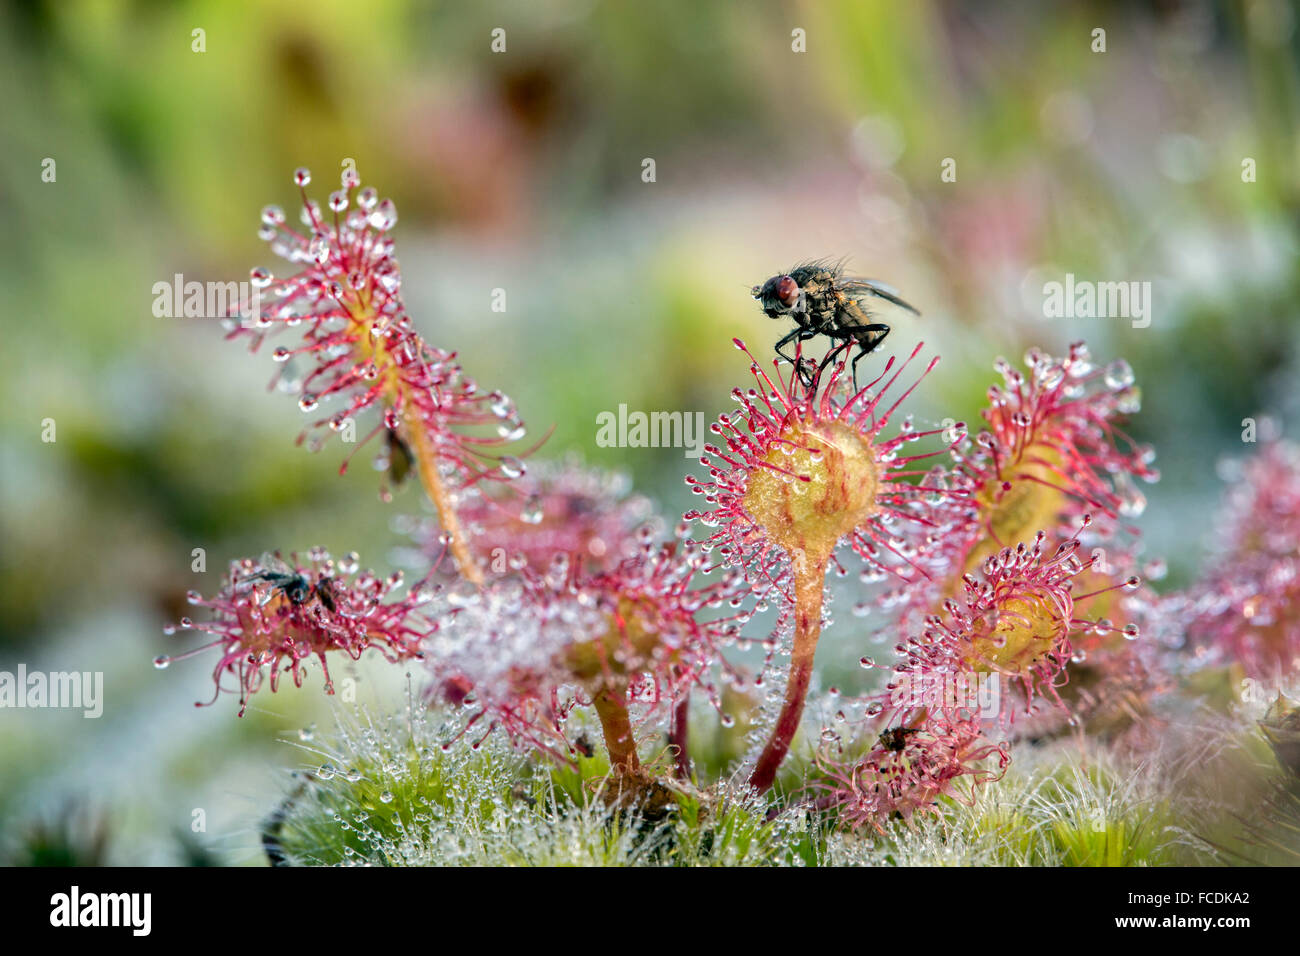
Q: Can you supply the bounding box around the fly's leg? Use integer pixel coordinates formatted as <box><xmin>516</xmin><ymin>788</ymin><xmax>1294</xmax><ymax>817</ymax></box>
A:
<box><xmin>775</xmin><ymin>327</ymin><xmax>819</xmax><ymax>387</ymax></box>
<box><xmin>849</xmin><ymin>324</ymin><xmax>891</xmax><ymax>391</ymax></box>
<box><xmin>773</xmin><ymin>328</ymin><xmax>803</xmax><ymax>365</ymax></box>
<box><xmin>812</xmin><ymin>325</ymin><xmax>861</xmax><ymax>385</ymax></box>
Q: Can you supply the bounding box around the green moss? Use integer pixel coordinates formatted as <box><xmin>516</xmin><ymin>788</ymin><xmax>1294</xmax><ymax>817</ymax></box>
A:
<box><xmin>271</xmin><ymin>703</ymin><xmax>833</xmax><ymax>867</ymax></box>
<box><xmin>826</xmin><ymin>746</ymin><xmax>1182</xmax><ymax>867</ymax></box>
<box><xmin>267</xmin><ymin>701</ymin><xmax>1300</xmax><ymax>867</ymax></box>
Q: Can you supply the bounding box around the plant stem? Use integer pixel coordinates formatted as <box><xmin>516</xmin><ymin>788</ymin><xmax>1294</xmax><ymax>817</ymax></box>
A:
<box><xmin>669</xmin><ymin>686</ymin><xmax>691</xmax><ymax>781</ymax></box>
<box><xmin>403</xmin><ymin>405</ymin><xmax>483</xmax><ymax>587</ymax></box>
<box><xmin>748</xmin><ymin>562</ymin><xmax>825</xmax><ymax>793</ymax></box>
<box><xmin>592</xmin><ymin>682</ymin><xmax>641</xmax><ymax>774</ymax></box>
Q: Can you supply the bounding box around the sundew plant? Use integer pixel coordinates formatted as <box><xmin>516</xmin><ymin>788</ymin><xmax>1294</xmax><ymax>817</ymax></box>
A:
<box><xmin>155</xmin><ymin>167</ymin><xmax>1300</xmax><ymax>867</ymax></box>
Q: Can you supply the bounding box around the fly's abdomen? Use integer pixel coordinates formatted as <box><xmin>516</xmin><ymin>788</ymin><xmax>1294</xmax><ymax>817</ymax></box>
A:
<box><xmin>834</xmin><ymin>293</ymin><xmax>873</xmax><ymax>329</ymax></box>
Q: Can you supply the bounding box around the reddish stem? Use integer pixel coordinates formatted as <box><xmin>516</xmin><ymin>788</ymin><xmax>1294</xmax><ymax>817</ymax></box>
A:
<box><xmin>748</xmin><ymin>564</ymin><xmax>825</xmax><ymax>793</ymax></box>
<box><xmin>592</xmin><ymin>683</ymin><xmax>641</xmax><ymax>774</ymax></box>
<box><xmin>668</xmin><ymin>687</ymin><xmax>691</xmax><ymax>781</ymax></box>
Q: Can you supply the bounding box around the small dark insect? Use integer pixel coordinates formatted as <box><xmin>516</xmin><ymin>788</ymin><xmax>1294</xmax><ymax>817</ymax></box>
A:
<box><xmin>752</xmin><ymin>259</ymin><xmax>920</xmax><ymax>389</ymax></box>
<box><xmin>244</xmin><ymin>569</ymin><xmax>313</xmax><ymax>605</ymax></box>
<box><xmin>313</xmin><ymin>575</ymin><xmax>338</xmax><ymax>614</ymax></box>
<box><xmin>510</xmin><ymin>783</ymin><xmax>537</xmax><ymax>808</ymax></box>
<box><xmin>573</xmin><ymin>733</ymin><xmax>595</xmax><ymax>759</ymax></box>
<box><xmin>877</xmin><ymin>726</ymin><xmax>921</xmax><ymax>752</ymax></box>
<box><xmin>385</xmin><ymin>428</ymin><xmax>415</xmax><ymax>488</ymax></box>
<box><xmin>243</xmin><ymin>558</ymin><xmax>336</xmax><ymax>612</ymax></box>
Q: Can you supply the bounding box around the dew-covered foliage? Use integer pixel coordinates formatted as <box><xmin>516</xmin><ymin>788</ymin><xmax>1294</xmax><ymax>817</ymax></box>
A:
<box><xmin>268</xmin><ymin>701</ymin><xmax>825</xmax><ymax>867</ymax></box>
<box><xmin>263</xmin><ymin>696</ymin><xmax>1300</xmax><ymax>868</ymax></box>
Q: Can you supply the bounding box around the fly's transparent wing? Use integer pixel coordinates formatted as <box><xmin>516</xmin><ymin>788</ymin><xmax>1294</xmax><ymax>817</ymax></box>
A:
<box><xmin>840</xmin><ymin>277</ymin><xmax>921</xmax><ymax>316</ymax></box>
<box><xmin>256</xmin><ymin>552</ymin><xmax>294</xmax><ymax>576</ymax></box>
<box><xmin>236</xmin><ymin>553</ymin><xmax>295</xmax><ymax>598</ymax></box>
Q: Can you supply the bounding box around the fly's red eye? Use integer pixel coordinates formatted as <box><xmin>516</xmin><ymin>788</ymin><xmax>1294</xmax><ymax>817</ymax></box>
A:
<box><xmin>775</xmin><ymin>275</ymin><xmax>799</xmax><ymax>307</ymax></box>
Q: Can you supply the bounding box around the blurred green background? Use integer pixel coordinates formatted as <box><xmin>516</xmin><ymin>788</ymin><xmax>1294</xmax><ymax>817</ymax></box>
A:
<box><xmin>1</xmin><ymin>0</ymin><xmax>1298</xmax><ymax>863</ymax></box>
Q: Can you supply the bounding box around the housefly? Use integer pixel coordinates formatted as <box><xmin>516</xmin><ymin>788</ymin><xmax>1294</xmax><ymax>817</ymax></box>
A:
<box><xmin>752</xmin><ymin>259</ymin><xmax>920</xmax><ymax>388</ymax></box>
<box><xmin>241</xmin><ymin>555</ymin><xmax>336</xmax><ymax>612</ymax></box>
<box><xmin>877</xmin><ymin>726</ymin><xmax>921</xmax><ymax>752</ymax></box>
